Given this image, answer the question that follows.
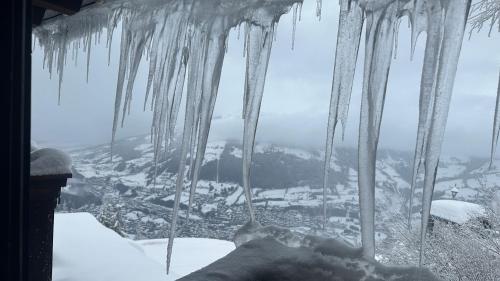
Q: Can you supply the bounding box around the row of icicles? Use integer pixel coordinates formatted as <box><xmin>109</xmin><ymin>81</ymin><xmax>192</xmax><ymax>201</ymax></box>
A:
<box><xmin>34</xmin><ymin>0</ymin><xmax>499</xmax><ymax>274</ymax></box>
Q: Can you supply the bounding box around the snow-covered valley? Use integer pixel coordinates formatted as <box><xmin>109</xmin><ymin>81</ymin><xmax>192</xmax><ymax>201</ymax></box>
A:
<box><xmin>57</xmin><ymin>135</ymin><xmax>499</xmax><ymax>246</ymax></box>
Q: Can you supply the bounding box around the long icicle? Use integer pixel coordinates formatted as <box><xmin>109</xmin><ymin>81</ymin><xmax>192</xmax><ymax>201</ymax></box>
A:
<box><xmin>407</xmin><ymin>1</ymin><xmax>444</xmax><ymax>229</ymax></box>
<box><xmin>166</xmin><ymin>25</ymin><xmax>207</xmax><ymax>274</ymax></box>
<box><xmin>322</xmin><ymin>0</ymin><xmax>363</xmax><ymax>229</ymax></box>
<box><xmin>358</xmin><ymin>2</ymin><xmax>398</xmax><ymax>258</ymax></box>
<box><xmin>188</xmin><ymin>19</ymin><xmax>227</xmax><ymax>217</ymax></box>
<box><xmin>242</xmin><ymin>22</ymin><xmax>276</xmax><ymax>222</ymax></box>
<box><xmin>418</xmin><ymin>0</ymin><xmax>471</xmax><ymax>266</ymax></box>
<box><xmin>111</xmin><ymin>15</ymin><xmax>132</xmax><ymax>158</ymax></box>
<box><xmin>489</xmin><ymin>70</ymin><xmax>500</xmax><ymax>168</ymax></box>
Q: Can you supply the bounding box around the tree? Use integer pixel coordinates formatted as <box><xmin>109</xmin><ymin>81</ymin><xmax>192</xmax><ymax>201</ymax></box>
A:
<box><xmin>97</xmin><ymin>203</ymin><xmax>124</xmax><ymax>237</ymax></box>
<box><xmin>381</xmin><ymin>212</ymin><xmax>500</xmax><ymax>281</ymax></box>
<box><xmin>469</xmin><ymin>0</ymin><xmax>500</xmax><ymax>35</ymax></box>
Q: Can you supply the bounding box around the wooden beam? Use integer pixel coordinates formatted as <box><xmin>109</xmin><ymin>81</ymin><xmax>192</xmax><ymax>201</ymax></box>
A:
<box><xmin>32</xmin><ymin>0</ymin><xmax>83</xmax><ymax>15</ymax></box>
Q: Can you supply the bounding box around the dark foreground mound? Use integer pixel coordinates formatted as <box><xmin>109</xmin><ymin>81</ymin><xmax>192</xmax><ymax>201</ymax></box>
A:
<box><xmin>178</xmin><ymin>238</ymin><xmax>440</xmax><ymax>281</ymax></box>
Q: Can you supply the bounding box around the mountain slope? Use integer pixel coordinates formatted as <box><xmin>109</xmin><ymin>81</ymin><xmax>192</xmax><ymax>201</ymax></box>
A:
<box><xmin>58</xmin><ymin>135</ymin><xmax>499</xmax><ymax>245</ymax></box>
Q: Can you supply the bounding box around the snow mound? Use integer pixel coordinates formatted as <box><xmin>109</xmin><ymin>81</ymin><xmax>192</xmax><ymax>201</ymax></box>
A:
<box><xmin>31</xmin><ymin>148</ymin><xmax>72</xmax><ymax>176</ymax></box>
<box><xmin>430</xmin><ymin>200</ymin><xmax>486</xmax><ymax>224</ymax></box>
<box><xmin>179</xmin><ymin>238</ymin><xmax>441</xmax><ymax>281</ymax></box>
<box><xmin>53</xmin><ymin>213</ymin><xmax>234</xmax><ymax>281</ymax></box>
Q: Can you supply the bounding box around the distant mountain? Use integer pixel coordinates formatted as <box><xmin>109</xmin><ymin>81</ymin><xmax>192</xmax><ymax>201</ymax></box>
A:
<box><xmin>57</xmin><ymin>135</ymin><xmax>500</xmax><ymax>245</ymax></box>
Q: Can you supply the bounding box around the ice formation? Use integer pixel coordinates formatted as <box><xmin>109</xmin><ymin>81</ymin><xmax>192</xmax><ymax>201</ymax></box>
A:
<box><xmin>318</xmin><ymin>0</ymin><xmax>471</xmax><ymax>260</ymax></box>
<box><xmin>490</xmin><ymin>71</ymin><xmax>500</xmax><ymax>168</ymax></box>
<box><xmin>35</xmin><ymin>0</ymin><xmax>300</xmax><ymax>273</ymax></box>
<box><xmin>322</xmin><ymin>0</ymin><xmax>363</xmax><ymax>229</ymax></box>
<box><xmin>34</xmin><ymin>0</ymin><xmax>485</xmax><ymax>273</ymax></box>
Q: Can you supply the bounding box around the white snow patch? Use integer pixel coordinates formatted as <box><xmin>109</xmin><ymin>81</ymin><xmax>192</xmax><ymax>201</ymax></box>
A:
<box><xmin>31</xmin><ymin>148</ymin><xmax>72</xmax><ymax>176</ymax></box>
<box><xmin>53</xmin><ymin>213</ymin><xmax>176</xmax><ymax>281</ymax></box>
<box><xmin>135</xmin><ymin>238</ymin><xmax>235</xmax><ymax>277</ymax></box>
<box><xmin>430</xmin><ymin>200</ymin><xmax>486</xmax><ymax>224</ymax></box>
<box><xmin>201</xmin><ymin>203</ymin><xmax>218</xmax><ymax>215</ymax></box>
<box><xmin>119</xmin><ymin>172</ymin><xmax>148</xmax><ymax>187</ymax></box>
<box><xmin>203</xmin><ymin>141</ymin><xmax>226</xmax><ymax>164</ymax></box>
<box><xmin>53</xmin><ymin>212</ymin><xmax>235</xmax><ymax>281</ymax></box>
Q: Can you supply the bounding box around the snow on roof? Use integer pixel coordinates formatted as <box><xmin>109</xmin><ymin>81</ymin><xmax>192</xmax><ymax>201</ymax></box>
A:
<box><xmin>430</xmin><ymin>200</ymin><xmax>486</xmax><ymax>224</ymax></box>
<box><xmin>53</xmin><ymin>213</ymin><xmax>234</xmax><ymax>281</ymax></box>
<box><xmin>30</xmin><ymin>148</ymin><xmax>72</xmax><ymax>176</ymax></box>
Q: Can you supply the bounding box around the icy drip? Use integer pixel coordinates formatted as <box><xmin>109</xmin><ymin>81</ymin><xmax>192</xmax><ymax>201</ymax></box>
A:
<box><xmin>416</xmin><ymin>0</ymin><xmax>471</xmax><ymax>265</ymax></box>
<box><xmin>316</xmin><ymin>0</ymin><xmax>323</xmax><ymax>20</ymax></box>
<box><xmin>408</xmin><ymin>1</ymin><xmax>444</xmax><ymax>228</ymax></box>
<box><xmin>490</xmin><ymin>70</ymin><xmax>500</xmax><ymax>168</ymax></box>
<box><xmin>242</xmin><ymin>20</ymin><xmax>276</xmax><ymax>222</ymax></box>
<box><xmin>150</xmin><ymin>9</ymin><xmax>191</xmax><ymax>187</ymax></box>
<box><xmin>322</xmin><ymin>0</ymin><xmax>363</xmax><ymax>229</ymax></box>
<box><xmin>409</xmin><ymin>0</ymin><xmax>427</xmax><ymax>59</ymax></box>
<box><xmin>111</xmin><ymin>14</ymin><xmax>133</xmax><ymax>151</ymax></box>
<box><xmin>187</xmin><ymin>18</ymin><xmax>228</xmax><ymax>217</ymax></box>
<box><xmin>292</xmin><ymin>3</ymin><xmax>298</xmax><ymax>50</ymax></box>
<box><xmin>357</xmin><ymin>2</ymin><xmax>398</xmax><ymax>258</ymax></box>
<box><xmin>165</xmin><ymin>23</ymin><xmax>204</xmax><ymax>273</ymax></box>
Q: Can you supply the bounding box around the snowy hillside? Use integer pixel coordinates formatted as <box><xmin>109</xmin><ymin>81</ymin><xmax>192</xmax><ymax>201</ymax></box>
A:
<box><xmin>58</xmin><ymin>135</ymin><xmax>499</xmax><ymax>245</ymax></box>
<box><xmin>53</xmin><ymin>212</ymin><xmax>234</xmax><ymax>281</ymax></box>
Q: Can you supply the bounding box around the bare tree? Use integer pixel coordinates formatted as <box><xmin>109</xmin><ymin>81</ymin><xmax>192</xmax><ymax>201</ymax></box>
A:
<box><xmin>469</xmin><ymin>0</ymin><xmax>500</xmax><ymax>35</ymax></box>
<box><xmin>380</xmin><ymin>212</ymin><xmax>500</xmax><ymax>281</ymax></box>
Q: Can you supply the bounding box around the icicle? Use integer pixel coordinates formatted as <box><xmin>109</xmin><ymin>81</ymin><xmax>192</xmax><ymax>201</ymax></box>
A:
<box><xmin>86</xmin><ymin>31</ymin><xmax>92</xmax><ymax>82</ymax></box>
<box><xmin>418</xmin><ymin>0</ymin><xmax>471</xmax><ymax>266</ymax></box>
<box><xmin>242</xmin><ymin>22</ymin><xmax>276</xmax><ymax>222</ymax></box>
<box><xmin>168</xmin><ymin>47</ymin><xmax>189</xmax><ymax>144</ymax></box>
<box><xmin>121</xmin><ymin>34</ymin><xmax>148</xmax><ymax>127</ymax></box>
<box><xmin>292</xmin><ymin>3</ymin><xmax>298</xmax><ymax>50</ymax></box>
<box><xmin>57</xmin><ymin>30</ymin><xmax>68</xmax><ymax>105</ymax></box>
<box><xmin>316</xmin><ymin>0</ymin><xmax>323</xmax><ymax>20</ymax></box>
<box><xmin>357</xmin><ymin>2</ymin><xmax>399</xmax><ymax>258</ymax></box>
<box><xmin>393</xmin><ymin>18</ymin><xmax>401</xmax><ymax>59</ymax></box>
<box><xmin>111</xmin><ymin>15</ymin><xmax>132</xmax><ymax>150</ymax></box>
<box><xmin>166</xmin><ymin>23</ymin><xmax>209</xmax><ymax>273</ymax></box>
<box><xmin>188</xmin><ymin>19</ymin><xmax>228</xmax><ymax>217</ymax></box>
<box><xmin>491</xmin><ymin>71</ymin><xmax>500</xmax><ymax>168</ymax></box>
<box><xmin>299</xmin><ymin>2</ymin><xmax>303</xmax><ymax>21</ymax></box>
<box><xmin>144</xmin><ymin>27</ymin><xmax>161</xmax><ymax>111</ymax></box>
<box><xmin>408</xmin><ymin>1</ymin><xmax>444</xmax><ymax>229</ymax></box>
<box><xmin>242</xmin><ymin>22</ymin><xmax>251</xmax><ymax>118</ymax></box>
<box><xmin>322</xmin><ymin>0</ymin><xmax>363</xmax><ymax>229</ymax></box>
<box><xmin>409</xmin><ymin>0</ymin><xmax>427</xmax><ymax>60</ymax></box>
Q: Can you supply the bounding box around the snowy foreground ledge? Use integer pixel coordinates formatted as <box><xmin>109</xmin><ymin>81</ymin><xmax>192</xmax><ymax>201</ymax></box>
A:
<box><xmin>54</xmin><ymin>213</ymin><xmax>440</xmax><ymax>281</ymax></box>
<box><xmin>180</xmin><ymin>237</ymin><xmax>440</xmax><ymax>281</ymax></box>
<box><xmin>53</xmin><ymin>213</ymin><xmax>235</xmax><ymax>281</ymax></box>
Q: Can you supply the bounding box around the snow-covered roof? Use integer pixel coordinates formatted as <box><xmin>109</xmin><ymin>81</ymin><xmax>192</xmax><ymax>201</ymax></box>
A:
<box><xmin>430</xmin><ymin>200</ymin><xmax>486</xmax><ymax>224</ymax></box>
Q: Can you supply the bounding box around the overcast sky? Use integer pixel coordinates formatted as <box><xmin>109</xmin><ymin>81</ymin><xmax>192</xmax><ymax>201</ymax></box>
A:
<box><xmin>32</xmin><ymin>0</ymin><xmax>499</xmax><ymax>157</ymax></box>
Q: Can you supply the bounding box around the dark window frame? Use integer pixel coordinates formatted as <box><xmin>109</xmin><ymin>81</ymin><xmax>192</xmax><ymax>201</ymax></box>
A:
<box><xmin>1</xmin><ymin>1</ymin><xmax>32</xmax><ymax>281</ymax></box>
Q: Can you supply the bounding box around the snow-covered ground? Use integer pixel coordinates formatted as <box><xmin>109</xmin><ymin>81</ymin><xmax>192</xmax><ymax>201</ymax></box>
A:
<box><xmin>53</xmin><ymin>213</ymin><xmax>235</xmax><ymax>281</ymax></box>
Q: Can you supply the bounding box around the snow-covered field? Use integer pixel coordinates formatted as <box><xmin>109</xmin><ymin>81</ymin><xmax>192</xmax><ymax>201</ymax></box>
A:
<box><xmin>53</xmin><ymin>213</ymin><xmax>235</xmax><ymax>281</ymax></box>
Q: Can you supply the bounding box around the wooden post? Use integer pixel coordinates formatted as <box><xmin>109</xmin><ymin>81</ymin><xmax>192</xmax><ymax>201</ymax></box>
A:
<box><xmin>29</xmin><ymin>174</ymin><xmax>71</xmax><ymax>281</ymax></box>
